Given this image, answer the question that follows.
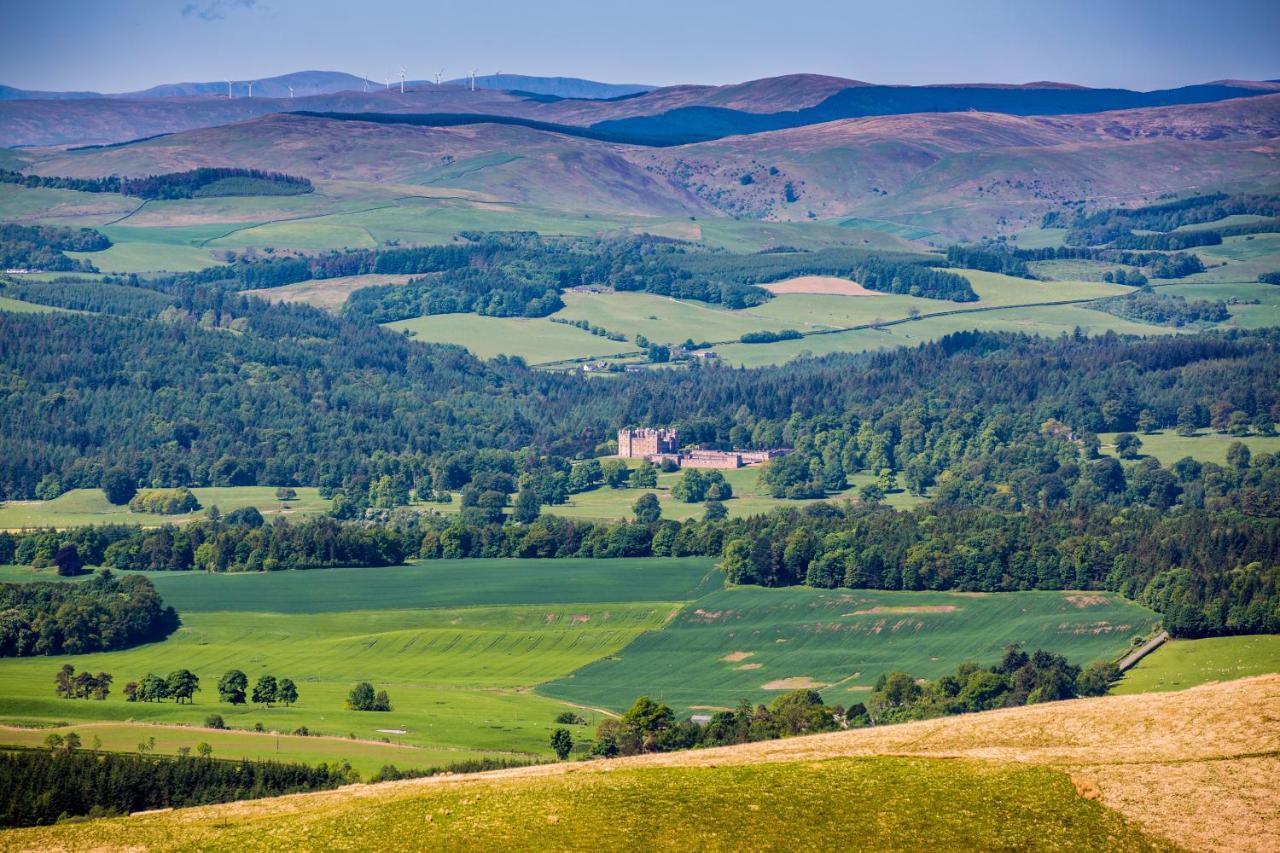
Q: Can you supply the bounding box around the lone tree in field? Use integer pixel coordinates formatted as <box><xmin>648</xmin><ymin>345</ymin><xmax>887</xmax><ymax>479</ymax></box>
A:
<box><xmin>277</xmin><ymin>678</ymin><xmax>299</xmax><ymax>706</ymax></box>
<box><xmin>100</xmin><ymin>469</ymin><xmax>137</xmax><ymax>506</ymax></box>
<box><xmin>632</xmin><ymin>493</ymin><xmax>661</xmax><ymax>524</ymax></box>
<box><xmin>252</xmin><ymin>675</ymin><xmax>278</xmax><ymax>707</ymax></box>
<box><xmin>166</xmin><ymin>669</ymin><xmax>200</xmax><ymax>704</ymax></box>
<box><xmin>53</xmin><ymin>544</ymin><xmax>84</xmax><ymax>577</ymax></box>
<box><xmin>550</xmin><ymin>728</ymin><xmax>573</xmax><ymax>760</ymax></box>
<box><xmin>1114</xmin><ymin>433</ymin><xmax>1143</xmax><ymax>459</ymax></box>
<box><xmin>218</xmin><ymin>670</ymin><xmax>248</xmax><ymax>704</ymax></box>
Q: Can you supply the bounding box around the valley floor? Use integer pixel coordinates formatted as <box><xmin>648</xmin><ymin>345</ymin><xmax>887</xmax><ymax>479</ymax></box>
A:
<box><xmin>3</xmin><ymin>674</ymin><xmax>1274</xmax><ymax>852</ymax></box>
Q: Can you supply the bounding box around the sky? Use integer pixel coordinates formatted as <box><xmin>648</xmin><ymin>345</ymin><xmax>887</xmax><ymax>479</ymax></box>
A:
<box><xmin>2</xmin><ymin>0</ymin><xmax>1278</xmax><ymax>93</ymax></box>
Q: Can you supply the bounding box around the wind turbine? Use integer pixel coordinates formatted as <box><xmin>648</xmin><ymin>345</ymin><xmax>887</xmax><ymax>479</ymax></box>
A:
<box><xmin>470</xmin><ymin>69</ymin><xmax>477</xmax><ymax>91</ymax></box>
<box><xmin>399</xmin><ymin>67</ymin><xmax>406</xmax><ymax>94</ymax></box>
<box><xmin>434</xmin><ymin>69</ymin><xmax>443</xmax><ymax>86</ymax></box>
<box><xmin>494</xmin><ymin>70</ymin><xmax>501</xmax><ymax>89</ymax></box>
<box><xmin>227</xmin><ymin>80</ymin><xmax>233</xmax><ymax>98</ymax></box>
<box><xmin>363</xmin><ymin>74</ymin><xmax>369</xmax><ymax>93</ymax></box>
<box><xmin>288</xmin><ymin>85</ymin><xmax>294</xmax><ymax>100</ymax></box>
<box><xmin>247</xmin><ymin>81</ymin><xmax>254</xmax><ymax>98</ymax></box>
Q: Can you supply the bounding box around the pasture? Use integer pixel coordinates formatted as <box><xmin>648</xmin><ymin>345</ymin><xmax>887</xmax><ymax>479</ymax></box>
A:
<box><xmin>538</xmin><ymin>465</ymin><xmax>924</xmax><ymax>522</ymax></box>
<box><xmin>0</xmin><ymin>722</ymin><xmax>483</xmax><ymax>779</ymax></box>
<box><xmin>3</xmin><ymin>756</ymin><xmax>1160</xmax><ymax>852</ymax></box>
<box><xmin>386</xmin><ymin>313</ymin><xmax>634</xmax><ymax>363</ymax></box>
<box><xmin>0</xmin><ymin>486</ymin><xmax>330</xmax><ymax>530</ymax></box>
<box><xmin>1112</xmin><ymin>635</ymin><xmax>1280</xmax><ymax>695</ymax></box>
<box><xmin>541</xmin><ymin>587</ymin><xmax>1158</xmax><ymax>713</ymax></box>
<box><xmin>0</xmin><ymin>558</ymin><xmax>721</xmax><ymax>764</ymax></box>
<box><xmin>1098</xmin><ymin>430</ymin><xmax>1280</xmax><ymax>465</ymax></box>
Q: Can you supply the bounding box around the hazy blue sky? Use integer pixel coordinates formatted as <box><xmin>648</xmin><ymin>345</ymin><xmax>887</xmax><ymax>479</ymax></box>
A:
<box><xmin>3</xmin><ymin>0</ymin><xmax>1278</xmax><ymax>92</ymax></box>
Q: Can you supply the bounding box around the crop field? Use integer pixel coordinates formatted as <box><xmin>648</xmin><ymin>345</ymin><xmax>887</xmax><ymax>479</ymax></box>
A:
<box><xmin>18</xmin><ymin>676</ymin><xmax>1276</xmax><ymax>852</ymax></box>
<box><xmin>542</xmin><ymin>587</ymin><xmax>1158</xmax><ymax>713</ymax></box>
<box><xmin>1098</xmin><ymin>430</ymin><xmax>1280</xmax><ymax>465</ymax></box>
<box><xmin>0</xmin><ymin>486</ymin><xmax>330</xmax><ymax>530</ymax></box>
<box><xmin>386</xmin><ymin>313</ymin><xmax>635</xmax><ymax>363</ymax></box>
<box><xmin>1112</xmin><ymin>635</ymin><xmax>1280</xmax><ymax>695</ymax></box>
<box><xmin>119</xmin><ymin>558</ymin><xmax>723</xmax><ymax>613</ymax></box>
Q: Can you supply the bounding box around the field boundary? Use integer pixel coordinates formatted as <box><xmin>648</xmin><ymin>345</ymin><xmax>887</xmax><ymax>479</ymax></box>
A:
<box><xmin>1118</xmin><ymin>631</ymin><xmax>1170</xmax><ymax>672</ymax></box>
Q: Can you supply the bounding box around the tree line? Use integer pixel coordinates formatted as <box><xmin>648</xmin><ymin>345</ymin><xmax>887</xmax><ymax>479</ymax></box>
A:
<box><xmin>0</xmin><ymin>223</ymin><xmax>109</xmax><ymax>272</ymax></box>
<box><xmin>0</xmin><ymin>167</ymin><xmax>312</xmax><ymax>200</ymax></box>
<box><xmin>0</xmin><ymin>747</ymin><xmax>353</xmax><ymax>828</ymax></box>
<box><xmin>0</xmin><ymin>571</ymin><xmax>178</xmax><ymax>658</ymax></box>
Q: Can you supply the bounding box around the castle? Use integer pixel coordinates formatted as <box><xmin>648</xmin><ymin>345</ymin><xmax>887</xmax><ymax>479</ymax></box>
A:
<box><xmin>617</xmin><ymin>428</ymin><xmax>789</xmax><ymax>469</ymax></box>
<box><xmin>617</xmin><ymin>428</ymin><xmax>679</xmax><ymax>458</ymax></box>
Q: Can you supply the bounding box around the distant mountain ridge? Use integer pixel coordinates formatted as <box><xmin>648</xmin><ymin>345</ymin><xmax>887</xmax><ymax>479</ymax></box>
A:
<box><xmin>439</xmin><ymin>75</ymin><xmax>653</xmax><ymax>99</ymax></box>
<box><xmin>591</xmin><ymin>82</ymin><xmax>1280</xmax><ymax>144</ymax></box>
<box><xmin>3</xmin><ymin>72</ymin><xmax>1279</xmax><ymax>148</ymax></box>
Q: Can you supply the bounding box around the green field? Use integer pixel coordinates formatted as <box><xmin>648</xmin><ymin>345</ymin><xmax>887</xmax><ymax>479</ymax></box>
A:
<box><xmin>1112</xmin><ymin>635</ymin><xmax>1280</xmax><ymax>695</ymax></box>
<box><xmin>1098</xmin><ymin>430</ymin><xmax>1280</xmax><ymax>465</ymax></box>
<box><xmin>542</xmin><ymin>587</ymin><xmax>1158</xmax><ymax>713</ymax></box>
<box><xmin>67</xmin><ymin>241</ymin><xmax>222</xmax><ymax>273</ymax></box>
<box><xmin>0</xmin><ymin>487</ymin><xmax>331</xmax><ymax>530</ymax></box>
<box><xmin>0</xmin><ymin>756</ymin><xmax>1162</xmax><ymax>852</ymax></box>
<box><xmin>0</xmin><ymin>722</ymin><xmax>489</xmax><ymax>779</ymax></box>
<box><xmin>0</xmin><ymin>559</ymin><xmax>721</xmax><ymax>766</ymax></box>
<box><xmin>0</xmin><ymin>295</ymin><xmax>63</xmax><ymax>314</ymax></box>
<box><xmin>386</xmin><ymin>313</ymin><xmax>635</xmax><ymax>363</ymax></box>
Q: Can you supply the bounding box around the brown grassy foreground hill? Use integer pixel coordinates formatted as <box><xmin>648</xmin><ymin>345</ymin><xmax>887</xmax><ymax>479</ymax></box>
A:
<box><xmin>4</xmin><ymin>675</ymin><xmax>1275</xmax><ymax>852</ymax></box>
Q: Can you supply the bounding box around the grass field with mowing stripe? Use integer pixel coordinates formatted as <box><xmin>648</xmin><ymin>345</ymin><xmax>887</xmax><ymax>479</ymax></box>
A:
<box><xmin>1112</xmin><ymin>635</ymin><xmax>1280</xmax><ymax>695</ymax></box>
<box><xmin>542</xmin><ymin>587</ymin><xmax>1158</xmax><ymax>713</ymax></box>
<box><xmin>0</xmin><ymin>559</ymin><xmax>719</xmax><ymax>763</ymax></box>
<box><xmin>0</xmin><ymin>603</ymin><xmax>675</xmax><ymax>757</ymax></box>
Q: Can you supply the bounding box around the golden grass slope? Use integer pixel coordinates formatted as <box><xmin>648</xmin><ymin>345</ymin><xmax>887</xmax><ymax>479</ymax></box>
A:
<box><xmin>4</xmin><ymin>675</ymin><xmax>1275</xmax><ymax>852</ymax></box>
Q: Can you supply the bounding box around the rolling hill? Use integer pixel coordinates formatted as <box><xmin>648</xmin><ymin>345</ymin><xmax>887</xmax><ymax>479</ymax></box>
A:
<box><xmin>23</xmin><ymin>113</ymin><xmax>712</xmax><ymax>217</ymax></box>
<box><xmin>23</xmin><ymin>93</ymin><xmax>1276</xmax><ymax>239</ymax></box>
<box><xmin>4</xmin><ymin>72</ymin><xmax>1280</xmax><ymax>148</ymax></box>
<box><xmin>4</xmin><ymin>675</ymin><xmax>1274</xmax><ymax>851</ymax></box>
